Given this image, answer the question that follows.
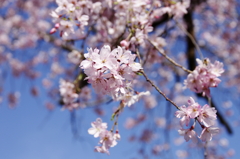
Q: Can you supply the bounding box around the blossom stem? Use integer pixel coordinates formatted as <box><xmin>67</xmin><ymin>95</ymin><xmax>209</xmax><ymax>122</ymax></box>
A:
<box><xmin>111</xmin><ymin>102</ymin><xmax>124</xmax><ymax>132</ymax></box>
<box><xmin>140</xmin><ymin>70</ymin><xmax>181</xmax><ymax>110</ymax></box>
<box><xmin>197</xmin><ymin>118</ymin><xmax>205</xmax><ymax>128</ymax></box>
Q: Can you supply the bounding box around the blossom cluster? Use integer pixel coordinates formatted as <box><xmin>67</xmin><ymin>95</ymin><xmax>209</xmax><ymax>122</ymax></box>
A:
<box><xmin>184</xmin><ymin>58</ymin><xmax>224</xmax><ymax>97</ymax></box>
<box><xmin>59</xmin><ymin>79</ymin><xmax>79</xmax><ymax>110</ymax></box>
<box><xmin>88</xmin><ymin>118</ymin><xmax>120</xmax><ymax>155</ymax></box>
<box><xmin>59</xmin><ymin>79</ymin><xmax>91</xmax><ymax>110</ymax></box>
<box><xmin>50</xmin><ymin>0</ymin><xmax>90</xmax><ymax>39</ymax></box>
<box><xmin>152</xmin><ymin>0</ymin><xmax>190</xmax><ymax>19</ymax></box>
<box><xmin>50</xmin><ymin>0</ymin><xmax>190</xmax><ymax>46</ymax></box>
<box><xmin>80</xmin><ymin>45</ymin><xmax>150</xmax><ymax>107</ymax></box>
<box><xmin>175</xmin><ymin>97</ymin><xmax>219</xmax><ymax>142</ymax></box>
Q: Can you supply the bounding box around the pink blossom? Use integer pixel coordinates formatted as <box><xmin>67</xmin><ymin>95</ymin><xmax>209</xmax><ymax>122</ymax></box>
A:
<box><xmin>112</xmin><ymin>46</ymin><xmax>131</xmax><ymax>64</ymax></box>
<box><xmin>198</xmin><ymin>104</ymin><xmax>217</xmax><ymax>127</ymax></box>
<box><xmin>187</xmin><ymin>98</ymin><xmax>201</xmax><ymax>118</ymax></box>
<box><xmin>99</xmin><ymin>130</ymin><xmax>117</xmax><ymax>148</ymax></box>
<box><xmin>86</xmin><ymin>70</ymin><xmax>109</xmax><ymax>95</ymax></box>
<box><xmin>120</xmin><ymin>40</ymin><xmax>130</xmax><ymax>49</ymax></box>
<box><xmin>80</xmin><ymin>48</ymin><xmax>99</xmax><ymax>70</ymax></box>
<box><xmin>175</xmin><ymin>105</ymin><xmax>190</xmax><ymax>127</ymax></box>
<box><xmin>178</xmin><ymin>128</ymin><xmax>198</xmax><ymax>143</ymax></box>
<box><xmin>199</xmin><ymin>127</ymin><xmax>219</xmax><ymax>142</ymax></box>
<box><xmin>176</xmin><ymin>97</ymin><xmax>218</xmax><ymax>131</ymax></box>
<box><xmin>59</xmin><ymin>79</ymin><xmax>75</xmax><ymax>96</ymax></box>
<box><xmin>209</xmin><ymin>61</ymin><xmax>224</xmax><ymax>77</ymax></box>
<box><xmin>128</xmin><ymin>54</ymin><xmax>142</xmax><ymax>72</ymax></box>
<box><xmin>59</xmin><ymin>20</ymin><xmax>75</xmax><ymax>39</ymax></box>
<box><xmin>96</xmin><ymin>130</ymin><xmax>118</xmax><ymax>155</ymax></box>
<box><xmin>120</xmin><ymin>91</ymin><xmax>150</xmax><ymax>107</ymax></box>
<box><xmin>88</xmin><ymin>118</ymin><xmax>107</xmax><ymax>138</ymax></box>
<box><xmin>59</xmin><ymin>79</ymin><xmax>79</xmax><ymax>110</ymax></box>
<box><xmin>55</xmin><ymin>0</ymin><xmax>74</xmax><ymax>14</ymax></box>
<box><xmin>80</xmin><ymin>45</ymin><xmax>145</xmax><ymax>105</ymax></box>
<box><xmin>92</xmin><ymin>45</ymin><xmax>117</xmax><ymax>70</ymax></box>
<box><xmin>49</xmin><ymin>27</ymin><xmax>57</xmax><ymax>34</ymax></box>
<box><xmin>184</xmin><ymin>58</ymin><xmax>224</xmax><ymax>97</ymax></box>
<box><xmin>51</xmin><ymin>0</ymin><xmax>90</xmax><ymax>39</ymax></box>
<box><xmin>95</xmin><ymin>146</ymin><xmax>110</xmax><ymax>155</ymax></box>
<box><xmin>171</xmin><ymin>1</ymin><xmax>189</xmax><ymax>19</ymax></box>
<box><xmin>116</xmin><ymin>64</ymin><xmax>134</xmax><ymax>80</ymax></box>
<box><xmin>175</xmin><ymin>97</ymin><xmax>219</xmax><ymax>144</ymax></box>
<box><xmin>152</xmin><ymin>7</ymin><xmax>172</xmax><ymax>19</ymax></box>
<box><xmin>130</xmin><ymin>29</ymin><xmax>145</xmax><ymax>45</ymax></box>
<box><xmin>184</xmin><ymin>70</ymin><xmax>203</xmax><ymax>93</ymax></box>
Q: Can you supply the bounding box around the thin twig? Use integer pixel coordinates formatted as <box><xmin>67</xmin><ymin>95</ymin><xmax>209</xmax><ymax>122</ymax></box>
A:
<box><xmin>140</xmin><ymin>70</ymin><xmax>181</xmax><ymax>110</ymax></box>
<box><xmin>208</xmin><ymin>97</ymin><xmax>211</xmax><ymax>107</ymax></box>
<box><xmin>204</xmin><ymin>142</ymin><xmax>208</xmax><ymax>159</ymax></box>
<box><xmin>147</xmin><ymin>38</ymin><xmax>192</xmax><ymax>74</ymax></box>
<box><xmin>135</xmin><ymin>46</ymin><xmax>143</xmax><ymax>65</ymax></box>
<box><xmin>176</xmin><ymin>21</ymin><xmax>204</xmax><ymax>60</ymax></box>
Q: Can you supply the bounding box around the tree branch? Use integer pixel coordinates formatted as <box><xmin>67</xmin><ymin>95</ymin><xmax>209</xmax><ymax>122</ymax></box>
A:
<box><xmin>147</xmin><ymin>38</ymin><xmax>192</xmax><ymax>74</ymax></box>
<box><xmin>140</xmin><ymin>70</ymin><xmax>181</xmax><ymax>110</ymax></box>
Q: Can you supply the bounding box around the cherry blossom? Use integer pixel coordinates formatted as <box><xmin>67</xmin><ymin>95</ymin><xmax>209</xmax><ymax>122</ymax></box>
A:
<box><xmin>59</xmin><ymin>79</ymin><xmax>79</xmax><ymax>110</ymax></box>
<box><xmin>80</xmin><ymin>45</ymin><xmax>149</xmax><ymax>107</ymax></box>
<box><xmin>184</xmin><ymin>58</ymin><xmax>224</xmax><ymax>97</ymax></box>
<box><xmin>98</xmin><ymin>130</ymin><xmax>117</xmax><ymax>153</ymax></box>
<box><xmin>178</xmin><ymin>128</ymin><xmax>198</xmax><ymax>143</ymax></box>
<box><xmin>175</xmin><ymin>105</ymin><xmax>190</xmax><ymax>127</ymax></box>
<box><xmin>187</xmin><ymin>98</ymin><xmax>201</xmax><ymax>118</ymax></box>
<box><xmin>171</xmin><ymin>1</ymin><xmax>190</xmax><ymax>19</ymax></box>
<box><xmin>198</xmin><ymin>104</ymin><xmax>217</xmax><ymax>127</ymax></box>
<box><xmin>88</xmin><ymin>118</ymin><xmax>107</xmax><ymax>138</ymax></box>
<box><xmin>88</xmin><ymin>118</ymin><xmax>119</xmax><ymax>155</ymax></box>
<box><xmin>199</xmin><ymin>127</ymin><xmax>219</xmax><ymax>142</ymax></box>
<box><xmin>1</xmin><ymin>0</ymin><xmax>238</xmax><ymax>158</ymax></box>
<box><xmin>175</xmin><ymin>97</ymin><xmax>218</xmax><ymax>143</ymax></box>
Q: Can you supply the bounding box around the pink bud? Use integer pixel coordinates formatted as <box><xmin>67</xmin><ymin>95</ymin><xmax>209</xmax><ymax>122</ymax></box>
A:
<box><xmin>49</xmin><ymin>28</ymin><xmax>57</xmax><ymax>34</ymax></box>
<box><xmin>120</xmin><ymin>40</ymin><xmax>129</xmax><ymax>49</ymax></box>
<box><xmin>55</xmin><ymin>23</ymin><xmax>60</xmax><ymax>29</ymax></box>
